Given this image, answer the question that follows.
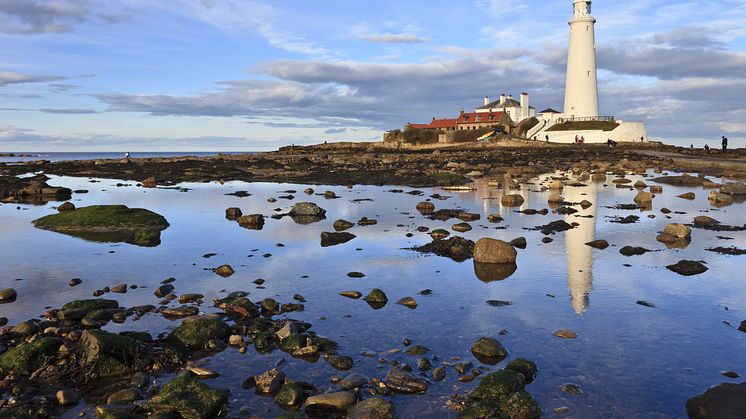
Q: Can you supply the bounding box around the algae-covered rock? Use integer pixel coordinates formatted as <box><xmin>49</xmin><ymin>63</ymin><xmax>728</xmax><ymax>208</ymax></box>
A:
<box><xmin>145</xmin><ymin>375</ymin><xmax>229</xmax><ymax>419</ymax></box>
<box><xmin>81</xmin><ymin>330</ymin><xmax>143</xmax><ymax>378</ymax></box>
<box><xmin>274</xmin><ymin>383</ymin><xmax>305</xmax><ymax>407</ymax></box>
<box><xmin>348</xmin><ymin>397</ymin><xmax>395</xmax><ymax>419</ymax></box>
<box><xmin>63</xmin><ymin>298</ymin><xmax>119</xmax><ymax>314</ymax></box>
<box><xmin>32</xmin><ymin>205</ymin><xmax>169</xmax><ymax>246</ymax></box>
<box><xmin>501</xmin><ymin>390</ymin><xmax>541</xmax><ymax>419</ymax></box>
<box><xmin>506</xmin><ymin>358</ymin><xmax>538</xmax><ymax>383</ymax></box>
<box><xmin>169</xmin><ymin>316</ymin><xmax>230</xmax><ymax>349</ymax></box>
<box><xmin>473</xmin><ymin>369</ymin><xmax>523</xmax><ymax>401</ymax></box>
<box><xmin>0</xmin><ymin>337</ymin><xmax>61</xmax><ymax>374</ymax></box>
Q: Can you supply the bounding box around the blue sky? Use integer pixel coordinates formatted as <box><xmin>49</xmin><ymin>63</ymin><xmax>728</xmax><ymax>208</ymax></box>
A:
<box><xmin>1</xmin><ymin>0</ymin><xmax>745</xmax><ymax>151</ymax></box>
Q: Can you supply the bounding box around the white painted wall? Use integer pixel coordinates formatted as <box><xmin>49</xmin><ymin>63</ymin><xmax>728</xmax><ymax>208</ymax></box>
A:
<box><xmin>543</xmin><ymin>121</ymin><xmax>648</xmax><ymax>144</ymax></box>
<box><xmin>564</xmin><ymin>0</ymin><xmax>599</xmax><ymax>118</ymax></box>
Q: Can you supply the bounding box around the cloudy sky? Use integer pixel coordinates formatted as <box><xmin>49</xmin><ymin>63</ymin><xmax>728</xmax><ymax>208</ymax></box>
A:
<box><xmin>0</xmin><ymin>0</ymin><xmax>744</xmax><ymax>151</ymax></box>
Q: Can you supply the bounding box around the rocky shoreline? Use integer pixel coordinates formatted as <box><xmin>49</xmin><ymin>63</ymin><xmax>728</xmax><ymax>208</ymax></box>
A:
<box><xmin>1</xmin><ymin>143</ymin><xmax>745</xmax><ymax>197</ymax></box>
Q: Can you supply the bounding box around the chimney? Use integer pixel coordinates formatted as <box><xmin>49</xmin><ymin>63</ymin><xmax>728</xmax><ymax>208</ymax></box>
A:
<box><xmin>508</xmin><ymin>94</ymin><xmax>513</xmax><ymax>101</ymax></box>
<box><xmin>499</xmin><ymin>94</ymin><xmax>506</xmax><ymax>105</ymax></box>
<box><xmin>520</xmin><ymin>92</ymin><xmax>529</xmax><ymax>119</ymax></box>
<box><xmin>484</xmin><ymin>96</ymin><xmax>490</xmax><ymax>106</ymax></box>
<box><xmin>460</xmin><ymin>108</ymin><xmax>465</xmax><ymax>117</ymax></box>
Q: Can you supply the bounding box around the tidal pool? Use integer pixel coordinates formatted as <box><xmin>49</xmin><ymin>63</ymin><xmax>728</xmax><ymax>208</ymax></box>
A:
<box><xmin>1</xmin><ymin>171</ymin><xmax>745</xmax><ymax>418</ymax></box>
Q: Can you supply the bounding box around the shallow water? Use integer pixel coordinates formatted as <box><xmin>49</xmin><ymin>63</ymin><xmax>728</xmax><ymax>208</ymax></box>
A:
<box><xmin>1</xmin><ymin>171</ymin><xmax>745</xmax><ymax>418</ymax></box>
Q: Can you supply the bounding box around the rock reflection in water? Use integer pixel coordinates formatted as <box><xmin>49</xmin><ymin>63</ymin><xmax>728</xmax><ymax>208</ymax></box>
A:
<box><xmin>473</xmin><ymin>261</ymin><xmax>517</xmax><ymax>282</ymax></box>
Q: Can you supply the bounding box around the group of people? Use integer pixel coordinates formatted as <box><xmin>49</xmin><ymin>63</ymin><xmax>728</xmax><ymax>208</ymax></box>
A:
<box><xmin>574</xmin><ymin>135</ymin><xmax>585</xmax><ymax>144</ymax></box>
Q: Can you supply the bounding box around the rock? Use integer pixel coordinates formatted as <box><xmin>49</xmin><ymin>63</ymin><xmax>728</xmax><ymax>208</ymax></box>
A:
<box><xmin>321</xmin><ymin>231</ymin><xmax>356</xmax><ymax>247</ymax></box>
<box><xmin>254</xmin><ymin>369</ymin><xmax>286</xmax><ymax>394</ymax></box>
<box><xmin>506</xmin><ymin>358</ymin><xmax>538</xmax><ymax>383</ymax></box>
<box><xmin>487</xmin><ymin>214</ymin><xmax>503</xmax><ymax>223</ymax></box>
<box><xmin>509</xmin><ymin>237</ymin><xmax>527</xmax><ymax>249</ymax></box>
<box><xmin>649</xmin><ymin>185</ymin><xmax>663</xmax><ymax>193</ymax></box>
<box><xmin>110</xmin><ymin>283</ymin><xmax>127</xmax><ymax>294</ymax></box>
<box><xmin>162</xmin><ymin>306</ymin><xmax>199</xmax><ymax>317</ymax></box>
<box><xmin>472</xmin><ymin>369</ymin><xmax>523</xmax><ymax>401</ymax></box>
<box><xmin>662</xmin><ymin>223</ymin><xmax>691</xmax><ymax>239</ymax></box>
<box><xmin>179</xmin><ymin>293</ymin><xmax>204</xmax><ymax>303</ymax></box>
<box><xmin>620</xmin><ymin>246</ymin><xmax>649</xmax><ymax>256</ymax></box>
<box><xmin>585</xmin><ymin>239</ymin><xmax>609</xmax><ymax>249</ymax></box>
<box><xmin>634</xmin><ymin>191</ymin><xmax>654</xmax><ymax>205</ymax></box>
<box><xmin>145</xmin><ymin>375</ymin><xmax>228</xmax><ymax>418</ymax></box>
<box><xmin>432</xmin><ymin>367</ymin><xmax>446</xmax><ymax>381</ymax></box>
<box><xmin>12</xmin><ymin>321</ymin><xmax>37</xmax><ymax>336</ymax></box>
<box><xmin>501</xmin><ymin>390</ymin><xmax>541</xmax><ymax>419</ymax></box>
<box><xmin>385</xmin><ymin>368</ymin><xmax>428</xmax><ymax>393</ymax></box>
<box><xmin>364</xmin><ymin>289</ymin><xmax>388</xmax><ymax>309</ymax></box>
<box><xmin>739</xmin><ymin>321</ymin><xmax>746</xmax><ymax>333</ymax></box>
<box><xmin>186</xmin><ymin>365</ymin><xmax>220</xmax><ymax>378</ymax></box>
<box><xmin>274</xmin><ymin>383</ymin><xmax>304</xmax><ymax>407</ymax></box>
<box><xmin>471</xmin><ymin>337</ymin><xmax>508</xmax><ymax>365</ymax></box>
<box><xmin>720</xmin><ymin>182</ymin><xmax>746</xmax><ymax>195</ymax></box>
<box><xmin>214</xmin><ymin>264</ymin><xmax>235</xmax><ymax>277</ymax></box>
<box><xmin>473</xmin><ymin>238</ymin><xmax>517</xmax><ymax>264</ymax></box>
<box><xmin>580</xmin><ymin>199</ymin><xmax>593</xmax><ymax>209</ymax></box>
<box><xmin>225</xmin><ymin>207</ymin><xmax>242</xmax><ymax>219</ymax></box>
<box><xmin>154</xmin><ymin>284</ymin><xmax>174</xmax><ymax>297</ymax></box>
<box><xmin>169</xmin><ymin>316</ymin><xmax>230</xmax><ymax>349</ymax></box>
<box><xmin>357</xmin><ymin>217</ymin><xmax>377</xmax><ymax>226</ymax></box>
<box><xmin>404</xmin><ymin>345</ymin><xmax>430</xmax><ymax>355</ymax></box>
<box><xmin>324</xmin><ymin>190</ymin><xmax>338</xmax><ymax>199</ymax></box>
<box><xmin>452</xmin><ymin>222</ymin><xmax>472</xmax><ymax>232</ymax></box>
<box><xmin>686</xmin><ymin>382</ymin><xmax>746</xmax><ymax>419</ymax></box>
<box><xmin>68</xmin><ymin>278</ymin><xmax>82</xmax><ymax>287</ymax></box>
<box><xmin>458</xmin><ymin>212</ymin><xmax>480</xmax><ymax>222</ymax></box>
<box><xmin>653</xmin><ymin>174</ymin><xmax>706</xmax><ymax>187</ymax></box>
<box><xmin>0</xmin><ymin>338</ymin><xmax>60</xmax><ymax>374</ymax></box>
<box><xmin>429</xmin><ymin>228</ymin><xmax>450</xmax><ymax>239</ymax></box>
<box><xmin>709</xmin><ymin>191</ymin><xmax>733</xmax><ymax>205</ymax></box>
<box><xmin>634</xmin><ymin>180</ymin><xmax>647</xmax><ymax>189</ymax></box>
<box><xmin>333</xmin><ymin>219</ymin><xmax>354</xmax><ymax>231</ymax></box>
<box><xmin>56</xmin><ymin>389</ymin><xmax>80</xmax><ymax>406</ymax></box>
<box><xmin>107</xmin><ymin>387</ymin><xmax>141</xmax><ymax>404</ymax></box>
<box><xmin>348</xmin><ymin>397</ymin><xmax>395</xmax><ymax>419</ymax></box>
<box><xmin>305</xmin><ymin>391</ymin><xmax>356</xmax><ymax>416</ymax></box>
<box><xmin>667</xmin><ymin>260</ymin><xmax>708</xmax><ymax>276</ymax></box>
<box><xmin>57</xmin><ymin>201</ymin><xmax>75</xmax><ymax>212</ymax></box>
<box><xmin>291</xmin><ymin>202</ymin><xmax>326</xmax><ymax>216</ymax></box>
<box><xmin>339</xmin><ymin>373</ymin><xmax>369</xmax><ymax>390</ymax></box>
<box><xmin>80</xmin><ymin>330</ymin><xmax>141</xmax><ymax>377</ymax></box>
<box><xmin>678</xmin><ymin>192</ymin><xmax>696</xmax><ymax>200</ymax></box>
<box><xmin>413</xmin><ymin>236</ymin><xmax>475</xmax><ymax>262</ymax></box>
<box><xmin>238</xmin><ymin>214</ymin><xmax>264</xmax><ymax>229</ymax></box>
<box><xmin>348</xmin><ymin>271</ymin><xmax>365</xmax><ymax>278</ymax></box>
<box><xmin>395</xmin><ymin>297</ymin><xmax>417</xmax><ymax>309</ymax></box>
<box><xmin>501</xmin><ymin>194</ymin><xmax>525</xmax><ymax>207</ymax></box>
<box><xmin>32</xmin><ymin>205</ymin><xmax>169</xmax><ymax>247</ymax></box>
<box><xmin>0</xmin><ymin>288</ymin><xmax>17</xmax><ymax>303</ymax></box>
<box><xmin>339</xmin><ymin>291</ymin><xmax>362</xmax><ymax>299</ymax></box>
<box><xmin>416</xmin><ymin>201</ymin><xmax>435</xmax><ymax>214</ymax></box>
<box><xmin>553</xmin><ymin>329</ymin><xmax>577</xmax><ymax>339</ymax></box>
<box><xmin>327</xmin><ymin>354</ymin><xmax>354</xmax><ymax>370</ymax></box>
<box><xmin>141</xmin><ymin>177</ymin><xmax>157</xmax><ymax>188</ymax></box>
<box><xmin>62</xmin><ymin>298</ymin><xmax>119</xmax><ymax>314</ymax></box>
<box><xmin>560</xmin><ymin>384</ymin><xmax>583</xmax><ymax>395</ymax></box>
<box><xmin>694</xmin><ymin>216</ymin><xmax>721</xmax><ymax>227</ymax></box>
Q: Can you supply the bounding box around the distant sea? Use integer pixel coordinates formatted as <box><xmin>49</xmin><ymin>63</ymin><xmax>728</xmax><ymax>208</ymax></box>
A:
<box><xmin>0</xmin><ymin>151</ymin><xmax>252</xmax><ymax>163</ymax></box>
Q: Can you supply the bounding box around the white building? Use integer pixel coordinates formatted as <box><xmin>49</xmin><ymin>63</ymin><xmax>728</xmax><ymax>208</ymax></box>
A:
<box><xmin>476</xmin><ymin>93</ymin><xmax>535</xmax><ymax>123</ymax></box>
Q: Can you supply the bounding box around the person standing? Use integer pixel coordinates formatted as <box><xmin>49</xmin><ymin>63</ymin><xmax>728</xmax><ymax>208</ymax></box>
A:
<box><xmin>722</xmin><ymin>136</ymin><xmax>728</xmax><ymax>152</ymax></box>
<box><xmin>545</xmin><ymin>134</ymin><xmax>549</xmax><ymax>143</ymax></box>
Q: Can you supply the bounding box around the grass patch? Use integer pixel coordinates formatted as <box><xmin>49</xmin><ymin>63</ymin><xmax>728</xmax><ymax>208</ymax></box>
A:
<box><xmin>547</xmin><ymin>120</ymin><xmax>619</xmax><ymax>132</ymax></box>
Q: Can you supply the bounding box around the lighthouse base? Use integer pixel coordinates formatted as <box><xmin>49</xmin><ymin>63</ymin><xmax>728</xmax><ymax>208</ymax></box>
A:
<box><xmin>537</xmin><ymin>121</ymin><xmax>648</xmax><ymax>144</ymax></box>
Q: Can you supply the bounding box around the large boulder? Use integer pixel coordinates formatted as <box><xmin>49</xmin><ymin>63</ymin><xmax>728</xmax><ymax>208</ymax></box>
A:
<box><xmin>80</xmin><ymin>330</ymin><xmax>143</xmax><ymax>377</ymax></box>
<box><xmin>169</xmin><ymin>316</ymin><xmax>230</xmax><ymax>349</ymax></box>
<box><xmin>0</xmin><ymin>337</ymin><xmax>61</xmax><ymax>375</ymax></box>
<box><xmin>473</xmin><ymin>238</ymin><xmax>517</xmax><ymax>264</ymax></box>
<box><xmin>32</xmin><ymin>205</ymin><xmax>169</xmax><ymax>246</ymax></box>
<box><xmin>501</xmin><ymin>194</ymin><xmax>525</xmax><ymax>207</ymax></box>
<box><xmin>686</xmin><ymin>382</ymin><xmax>746</xmax><ymax>419</ymax></box>
<box><xmin>291</xmin><ymin>202</ymin><xmax>326</xmax><ymax>216</ymax></box>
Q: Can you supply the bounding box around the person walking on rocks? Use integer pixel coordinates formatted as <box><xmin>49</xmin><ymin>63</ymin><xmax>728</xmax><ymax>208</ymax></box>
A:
<box><xmin>722</xmin><ymin>136</ymin><xmax>728</xmax><ymax>152</ymax></box>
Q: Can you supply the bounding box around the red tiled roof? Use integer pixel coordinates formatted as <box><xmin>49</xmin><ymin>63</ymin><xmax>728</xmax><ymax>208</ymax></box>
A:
<box><xmin>457</xmin><ymin>111</ymin><xmax>503</xmax><ymax>124</ymax></box>
<box><xmin>407</xmin><ymin>118</ymin><xmax>459</xmax><ymax>129</ymax></box>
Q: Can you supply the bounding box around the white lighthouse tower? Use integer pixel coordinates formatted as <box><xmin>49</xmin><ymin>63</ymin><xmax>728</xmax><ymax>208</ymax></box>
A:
<box><xmin>563</xmin><ymin>0</ymin><xmax>599</xmax><ymax>119</ymax></box>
